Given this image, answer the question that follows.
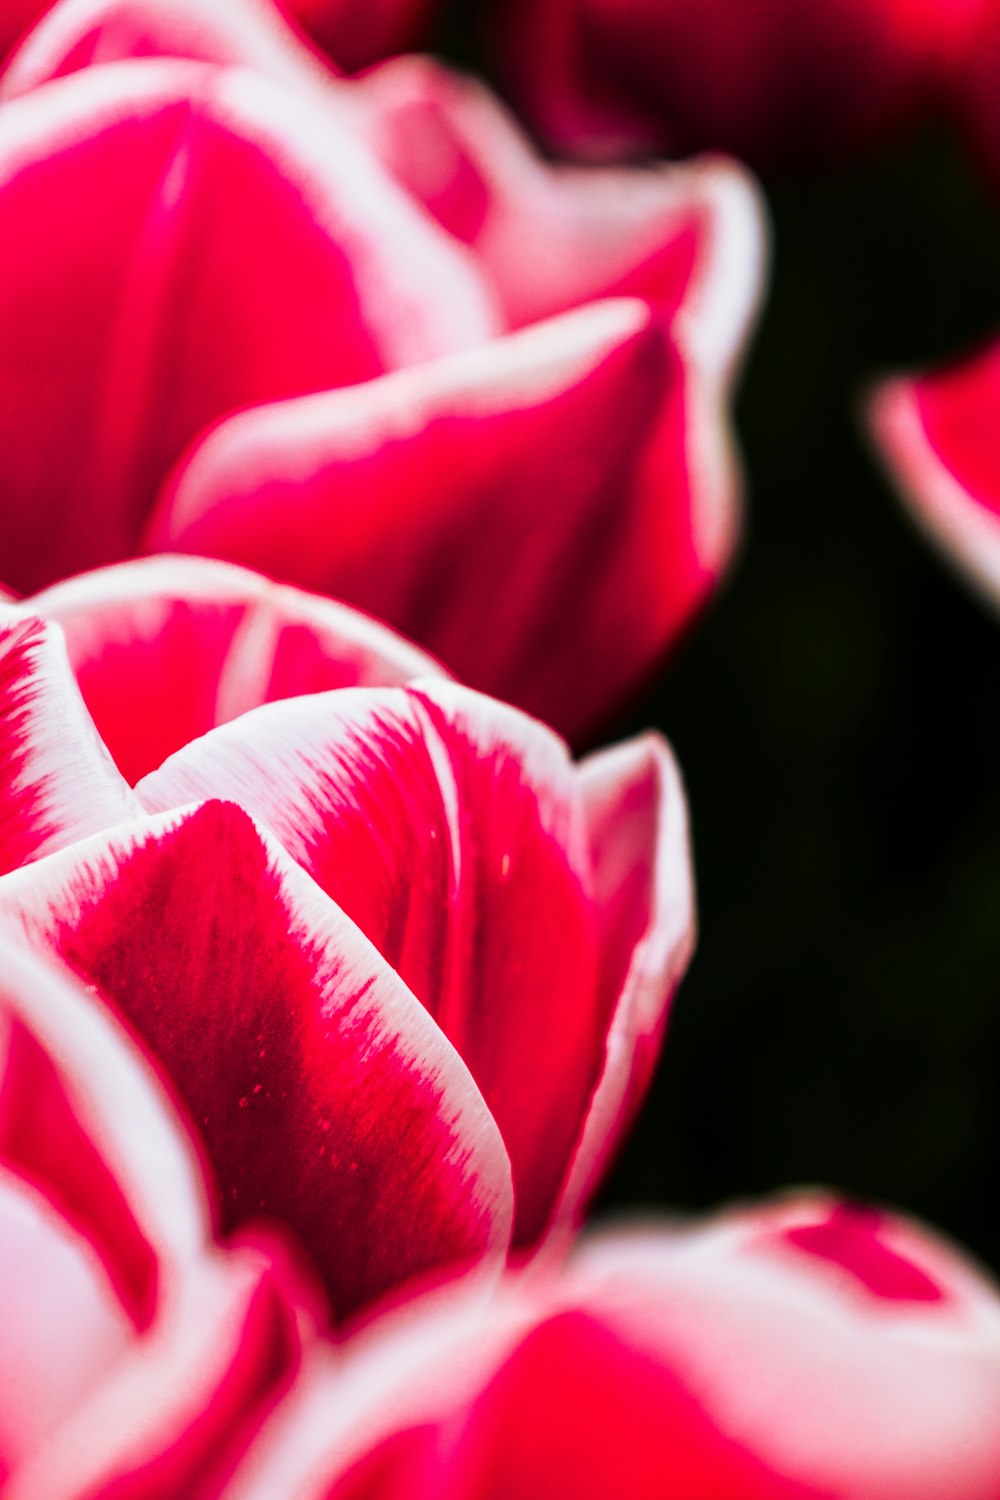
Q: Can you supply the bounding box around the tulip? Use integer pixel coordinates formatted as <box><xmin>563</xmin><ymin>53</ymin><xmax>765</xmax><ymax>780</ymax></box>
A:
<box><xmin>0</xmin><ymin>0</ymin><xmax>764</xmax><ymax>739</ymax></box>
<box><xmin>0</xmin><ymin>935</ymin><xmax>310</xmax><ymax>1497</ymax></box>
<box><xmin>225</xmin><ymin>1193</ymin><xmax>1000</xmax><ymax>1499</ymax></box>
<box><xmin>0</xmin><ymin>557</ymin><xmax>695</xmax><ymax>1319</ymax></box>
<box><xmin>869</xmin><ymin>340</ymin><xmax>1000</xmax><ymax>611</ymax></box>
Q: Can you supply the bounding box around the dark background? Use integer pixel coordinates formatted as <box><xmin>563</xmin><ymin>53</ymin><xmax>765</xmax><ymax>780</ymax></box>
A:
<box><xmin>437</xmin><ymin>9</ymin><xmax>1000</xmax><ymax>1274</ymax></box>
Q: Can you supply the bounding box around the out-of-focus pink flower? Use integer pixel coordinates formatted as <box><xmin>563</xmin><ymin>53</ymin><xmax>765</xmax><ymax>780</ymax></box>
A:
<box><xmin>223</xmin><ymin>1193</ymin><xmax>1000</xmax><ymax>1500</ymax></box>
<box><xmin>498</xmin><ymin>0</ymin><xmax>985</xmax><ymax>171</ymax></box>
<box><xmin>0</xmin><ymin>556</ymin><xmax>695</xmax><ymax>1320</ymax></box>
<box><xmin>869</xmin><ymin>342</ymin><xmax>1000</xmax><ymax>610</ymax></box>
<box><xmin>0</xmin><ymin>0</ymin><xmax>764</xmax><ymax>741</ymax></box>
<box><xmin>0</xmin><ymin>935</ymin><xmax>311</xmax><ymax>1498</ymax></box>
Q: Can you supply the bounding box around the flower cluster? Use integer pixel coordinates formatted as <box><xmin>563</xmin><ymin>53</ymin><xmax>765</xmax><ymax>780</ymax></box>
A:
<box><xmin>1</xmin><ymin>1</ymin><xmax>1000</xmax><ymax>1497</ymax></box>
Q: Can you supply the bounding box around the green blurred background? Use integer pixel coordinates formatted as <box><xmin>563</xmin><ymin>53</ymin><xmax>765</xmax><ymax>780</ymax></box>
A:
<box><xmin>437</xmin><ymin>6</ymin><xmax>1000</xmax><ymax>1272</ymax></box>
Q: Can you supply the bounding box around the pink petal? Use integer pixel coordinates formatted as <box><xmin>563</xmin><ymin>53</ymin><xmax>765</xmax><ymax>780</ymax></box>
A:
<box><xmin>555</xmin><ymin>733</ymin><xmax>695</xmax><ymax>1229</ymax></box>
<box><xmin>6</xmin><ymin>1243</ymin><xmax>304</xmax><ymax>1500</ymax></box>
<box><xmin>151</xmin><ymin>300</ymin><xmax>734</xmax><ymax>740</ymax></box>
<box><xmin>0</xmin><ymin>605</ymin><xmax>140</xmax><ymax>874</ymax></box>
<box><xmin>869</xmin><ymin>347</ymin><xmax>1000</xmax><ymax>611</ymax></box>
<box><xmin>0</xmin><ymin>58</ymin><xmax>495</xmax><ymax>592</ymax></box>
<box><xmin>227</xmin><ymin>1194</ymin><xmax>1000</xmax><ymax>1500</ymax></box>
<box><xmin>135</xmin><ymin>683</ymin><xmax>612</xmax><ymax>1246</ymax></box>
<box><xmin>30</xmin><ymin>556</ymin><xmax>444</xmax><ymax>786</ymax></box>
<box><xmin>0</xmin><ymin>800</ymin><xmax>514</xmax><ymax>1316</ymax></box>
<box><xmin>357</xmin><ymin>55</ymin><xmax>766</xmax><ymax>361</ymax></box>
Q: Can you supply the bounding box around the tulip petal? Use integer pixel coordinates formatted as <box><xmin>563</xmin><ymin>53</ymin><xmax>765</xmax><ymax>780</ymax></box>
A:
<box><xmin>0</xmin><ymin>58</ymin><xmax>495</xmax><ymax>592</ymax></box>
<box><xmin>0</xmin><ymin>938</ymin><xmax>213</xmax><ymax>1472</ymax></box>
<box><xmin>135</xmin><ymin>681</ymin><xmax>614</xmax><ymax>1244</ymax></box>
<box><xmin>556</xmin><ymin>733</ymin><xmax>695</xmax><ymax>1228</ymax></box>
<box><xmin>357</xmin><ymin>55</ymin><xmax>766</xmax><ymax>370</ymax></box>
<box><xmin>30</xmin><ymin>555</ymin><xmax>443</xmax><ymax>785</ymax></box>
<box><xmin>0</xmin><ymin>1166</ymin><xmax>134</xmax><ymax>1479</ymax></box>
<box><xmin>151</xmin><ymin>300</ymin><xmax>727</xmax><ymax>739</ymax></box>
<box><xmin>2</xmin><ymin>0</ymin><xmax>342</xmax><ymax>95</ymax></box>
<box><xmin>227</xmin><ymin>1195</ymin><xmax>1000</xmax><ymax>1500</ymax></box>
<box><xmin>870</xmin><ymin>349</ymin><xmax>1000</xmax><ymax>612</ymax></box>
<box><xmin>0</xmin><ymin>800</ymin><xmax>514</xmax><ymax>1315</ymax></box>
<box><xmin>0</xmin><ymin>606</ymin><xmax>140</xmax><ymax>873</ymax></box>
<box><xmin>5</xmin><ymin>1244</ymin><xmax>303</xmax><ymax>1500</ymax></box>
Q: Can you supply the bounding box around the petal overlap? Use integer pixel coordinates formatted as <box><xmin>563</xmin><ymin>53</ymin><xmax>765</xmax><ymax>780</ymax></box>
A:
<box><xmin>0</xmin><ymin>799</ymin><xmax>515</xmax><ymax>1317</ymax></box>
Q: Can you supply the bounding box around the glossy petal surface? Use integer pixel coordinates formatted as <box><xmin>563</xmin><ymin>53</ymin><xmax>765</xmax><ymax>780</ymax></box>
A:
<box><xmin>0</xmin><ymin>606</ymin><xmax>139</xmax><ymax>873</ymax></box>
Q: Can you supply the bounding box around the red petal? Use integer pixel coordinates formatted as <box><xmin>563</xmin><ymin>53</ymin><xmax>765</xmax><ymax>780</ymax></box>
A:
<box><xmin>0</xmin><ymin>938</ymin><xmax>210</xmax><ymax>1318</ymax></box>
<box><xmin>0</xmin><ymin>606</ymin><xmax>139</xmax><ymax>874</ymax></box>
<box><xmin>2</xmin><ymin>0</ymin><xmax>344</xmax><ymax>95</ymax></box>
<box><xmin>134</xmin><ymin>682</ymin><xmax>684</xmax><ymax>1246</ymax></box>
<box><xmin>152</xmin><ymin>301</ymin><xmax>731</xmax><ymax>740</ymax></box>
<box><xmin>0</xmin><ymin>1167</ymin><xmax>133</xmax><ymax>1479</ymax></box>
<box><xmin>0</xmin><ymin>0</ymin><xmax>48</xmax><ymax>62</ymax></box>
<box><xmin>0</xmin><ymin>937</ymin><xmax>214</xmax><ymax>1475</ymax></box>
<box><xmin>0</xmin><ymin>800</ymin><xmax>514</xmax><ymax>1316</ymax></box>
<box><xmin>0</xmin><ymin>59</ymin><xmax>494</xmax><ymax>592</ymax></box>
<box><xmin>6</xmin><ymin>1244</ymin><xmax>303</xmax><ymax>1500</ymax></box>
<box><xmin>30</xmin><ymin>556</ymin><xmax>443</xmax><ymax>786</ymax></box>
<box><xmin>227</xmin><ymin>1195</ymin><xmax>1000</xmax><ymax>1500</ymax></box>
<box><xmin>555</xmin><ymin>733</ymin><xmax>695</xmax><ymax>1228</ymax></box>
<box><xmin>870</xmin><ymin>348</ymin><xmax>1000</xmax><ymax>611</ymax></box>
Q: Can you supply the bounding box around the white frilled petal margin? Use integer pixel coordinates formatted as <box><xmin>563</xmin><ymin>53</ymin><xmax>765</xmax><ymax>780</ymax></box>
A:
<box><xmin>0</xmin><ymin>605</ymin><xmax>141</xmax><ymax>873</ymax></box>
<box><xmin>0</xmin><ymin>800</ymin><xmax>515</xmax><ymax>1318</ymax></box>
<box><xmin>31</xmin><ymin>555</ymin><xmax>444</xmax><ymax>702</ymax></box>
<box><xmin>29</xmin><ymin>556</ymin><xmax>446</xmax><ymax>785</ymax></box>
<box><xmin>869</xmin><ymin>374</ymin><xmax>1000</xmax><ymax>615</ymax></box>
